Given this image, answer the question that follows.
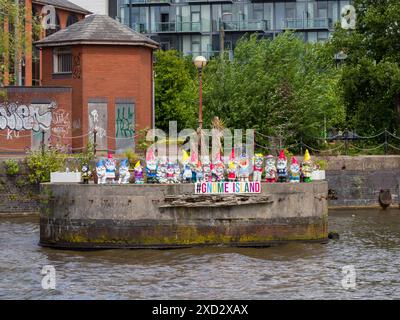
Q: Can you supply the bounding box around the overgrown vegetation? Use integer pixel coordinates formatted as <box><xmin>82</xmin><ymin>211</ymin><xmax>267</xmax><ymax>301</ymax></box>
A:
<box><xmin>4</xmin><ymin>159</ymin><xmax>19</xmax><ymax>176</ymax></box>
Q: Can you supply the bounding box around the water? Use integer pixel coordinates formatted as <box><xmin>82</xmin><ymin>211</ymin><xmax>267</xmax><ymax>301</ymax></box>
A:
<box><xmin>1</xmin><ymin>209</ymin><xmax>400</xmax><ymax>300</ymax></box>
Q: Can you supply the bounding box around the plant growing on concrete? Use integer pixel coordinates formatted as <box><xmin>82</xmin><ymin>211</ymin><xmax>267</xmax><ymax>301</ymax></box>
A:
<box><xmin>26</xmin><ymin>149</ymin><xmax>68</xmax><ymax>184</ymax></box>
<box><xmin>314</xmin><ymin>159</ymin><xmax>328</xmax><ymax>171</ymax></box>
<box><xmin>4</xmin><ymin>159</ymin><xmax>20</xmax><ymax>176</ymax></box>
<box><xmin>124</xmin><ymin>148</ymin><xmax>139</xmax><ymax>169</ymax></box>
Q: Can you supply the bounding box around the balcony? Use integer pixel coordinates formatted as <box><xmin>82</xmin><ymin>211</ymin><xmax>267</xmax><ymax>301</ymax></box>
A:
<box><xmin>132</xmin><ymin>23</ymin><xmax>149</xmax><ymax>34</ymax></box>
<box><xmin>187</xmin><ymin>0</ymin><xmax>233</xmax><ymax>3</ymax></box>
<box><xmin>221</xmin><ymin>20</ymin><xmax>269</xmax><ymax>32</ymax></box>
<box><xmin>128</xmin><ymin>0</ymin><xmax>171</xmax><ymax>5</ymax></box>
<box><xmin>283</xmin><ymin>18</ymin><xmax>332</xmax><ymax>30</ymax></box>
<box><xmin>155</xmin><ymin>21</ymin><xmax>202</xmax><ymax>33</ymax></box>
<box><xmin>185</xmin><ymin>50</ymin><xmax>234</xmax><ymax>60</ymax></box>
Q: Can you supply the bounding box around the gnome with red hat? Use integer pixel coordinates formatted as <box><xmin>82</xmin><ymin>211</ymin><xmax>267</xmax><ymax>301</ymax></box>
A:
<box><xmin>276</xmin><ymin>150</ymin><xmax>288</xmax><ymax>183</ymax></box>
<box><xmin>105</xmin><ymin>153</ymin><xmax>117</xmax><ymax>183</ymax></box>
<box><xmin>289</xmin><ymin>156</ymin><xmax>300</xmax><ymax>183</ymax></box>
<box><xmin>146</xmin><ymin>148</ymin><xmax>158</xmax><ymax>183</ymax></box>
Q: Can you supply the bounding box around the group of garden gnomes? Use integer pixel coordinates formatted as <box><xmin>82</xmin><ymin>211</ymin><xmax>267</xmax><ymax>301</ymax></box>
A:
<box><xmin>86</xmin><ymin>149</ymin><xmax>315</xmax><ymax>185</ymax></box>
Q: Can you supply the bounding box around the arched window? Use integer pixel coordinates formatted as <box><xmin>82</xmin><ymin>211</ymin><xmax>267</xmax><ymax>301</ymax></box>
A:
<box><xmin>45</xmin><ymin>14</ymin><xmax>61</xmax><ymax>37</ymax></box>
<box><xmin>66</xmin><ymin>14</ymin><xmax>79</xmax><ymax>27</ymax></box>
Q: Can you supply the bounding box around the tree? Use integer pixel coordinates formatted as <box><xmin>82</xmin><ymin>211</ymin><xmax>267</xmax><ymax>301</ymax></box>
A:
<box><xmin>154</xmin><ymin>50</ymin><xmax>198</xmax><ymax>132</ymax></box>
<box><xmin>203</xmin><ymin>32</ymin><xmax>345</xmax><ymax>149</ymax></box>
<box><xmin>330</xmin><ymin>0</ymin><xmax>400</xmax><ymax>134</ymax></box>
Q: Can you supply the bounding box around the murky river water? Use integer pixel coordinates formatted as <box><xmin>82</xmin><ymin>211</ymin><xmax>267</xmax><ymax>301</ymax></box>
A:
<box><xmin>1</xmin><ymin>209</ymin><xmax>400</xmax><ymax>300</ymax></box>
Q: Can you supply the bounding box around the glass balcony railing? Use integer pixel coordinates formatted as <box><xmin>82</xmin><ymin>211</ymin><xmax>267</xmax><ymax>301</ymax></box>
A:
<box><xmin>132</xmin><ymin>23</ymin><xmax>149</xmax><ymax>33</ymax></box>
<box><xmin>129</xmin><ymin>0</ymin><xmax>171</xmax><ymax>4</ymax></box>
<box><xmin>155</xmin><ymin>21</ymin><xmax>202</xmax><ymax>33</ymax></box>
<box><xmin>283</xmin><ymin>18</ymin><xmax>332</xmax><ymax>30</ymax></box>
<box><xmin>221</xmin><ymin>20</ymin><xmax>269</xmax><ymax>32</ymax></box>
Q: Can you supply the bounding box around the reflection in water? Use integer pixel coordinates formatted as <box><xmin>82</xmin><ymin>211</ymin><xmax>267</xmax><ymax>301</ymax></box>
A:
<box><xmin>1</xmin><ymin>209</ymin><xmax>400</xmax><ymax>299</ymax></box>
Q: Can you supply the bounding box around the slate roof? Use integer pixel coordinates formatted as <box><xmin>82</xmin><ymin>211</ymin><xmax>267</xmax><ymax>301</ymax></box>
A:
<box><xmin>33</xmin><ymin>0</ymin><xmax>92</xmax><ymax>15</ymax></box>
<box><xmin>35</xmin><ymin>15</ymin><xmax>160</xmax><ymax>49</ymax></box>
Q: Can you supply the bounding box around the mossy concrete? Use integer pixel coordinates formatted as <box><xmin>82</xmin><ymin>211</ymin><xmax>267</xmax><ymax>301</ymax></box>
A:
<box><xmin>40</xmin><ymin>182</ymin><xmax>328</xmax><ymax>249</ymax></box>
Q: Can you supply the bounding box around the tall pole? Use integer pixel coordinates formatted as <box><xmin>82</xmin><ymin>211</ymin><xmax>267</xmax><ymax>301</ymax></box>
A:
<box><xmin>198</xmin><ymin>67</ymin><xmax>203</xmax><ymax>130</ymax></box>
<box><xmin>219</xmin><ymin>19</ymin><xmax>224</xmax><ymax>58</ymax></box>
<box><xmin>25</xmin><ymin>0</ymin><xmax>33</xmax><ymax>86</ymax></box>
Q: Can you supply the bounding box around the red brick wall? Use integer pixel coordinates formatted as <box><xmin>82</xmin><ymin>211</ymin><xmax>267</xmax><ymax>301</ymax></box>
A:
<box><xmin>41</xmin><ymin>44</ymin><xmax>154</xmax><ymax>153</ymax></box>
<box><xmin>0</xmin><ymin>87</ymin><xmax>73</xmax><ymax>154</ymax></box>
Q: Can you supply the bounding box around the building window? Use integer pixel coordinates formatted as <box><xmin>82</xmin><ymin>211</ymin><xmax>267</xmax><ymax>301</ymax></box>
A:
<box><xmin>53</xmin><ymin>48</ymin><xmax>72</xmax><ymax>74</ymax></box>
<box><xmin>66</xmin><ymin>14</ymin><xmax>79</xmax><ymax>27</ymax></box>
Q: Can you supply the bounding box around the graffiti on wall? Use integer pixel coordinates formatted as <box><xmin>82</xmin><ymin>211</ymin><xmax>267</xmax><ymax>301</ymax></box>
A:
<box><xmin>0</xmin><ymin>102</ymin><xmax>56</xmax><ymax>132</ymax></box>
<box><xmin>73</xmin><ymin>54</ymin><xmax>81</xmax><ymax>79</ymax></box>
<box><xmin>115</xmin><ymin>103</ymin><xmax>135</xmax><ymax>153</ymax></box>
<box><xmin>88</xmin><ymin>103</ymin><xmax>108</xmax><ymax>150</ymax></box>
<box><xmin>51</xmin><ymin>110</ymin><xmax>71</xmax><ymax>137</ymax></box>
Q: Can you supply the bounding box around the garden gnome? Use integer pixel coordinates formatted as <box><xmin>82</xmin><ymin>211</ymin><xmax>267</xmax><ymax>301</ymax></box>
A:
<box><xmin>253</xmin><ymin>154</ymin><xmax>264</xmax><ymax>182</ymax></box>
<box><xmin>202</xmin><ymin>156</ymin><xmax>212</xmax><ymax>182</ymax></box>
<box><xmin>238</xmin><ymin>154</ymin><xmax>250</xmax><ymax>182</ymax></box>
<box><xmin>182</xmin><ymin>150</ymin><xmax>192</xmax><ymax>183</ymax></box>
<box><xmin>195</xmin><ymin>160</ymin><xmax>204</xmax><ymax>182</ymax></box>
<box><xmin>212</xmin><ymin>152</ymin><xmax>225</xmax><ymax>182</ymax></box>
<box><xmin>81</xmin><ymin>163</ymin><xmax>92</xmax><ymax>184</ymax></box>
<box><xmin>276</xmin><ymin>150</ymin><xmax>288</xmax><ymax>183</ymax></box>
<box><xmin>289</xmin><ymin>156</ymin><xmax>300</xmax><ymax>183</ymax></box>
<box><xmin>133</xmin><ymin>161</ymin><xmax>144</xmax><ymax>184</ymax></box>
<box><xmin>118</xmin><ymin>159</ymin><xmax>131</xmax><ymax>184</ymax></box>
<box><xmin>105</xmin><ymin>153</ymin><xmax>117</xmax><ymax>183</ymax></box>
<box><xmin>190</xmin><ymin>150</ymin><xmax>198</xmax><ymax>183</ymax></box>
<box><xmin>96</xmin><ymin>160</ymin><xmax>107</xmax><ymax>185</ymax></box>
<box><xmin>173</xmin><ymin>161</ymin><xmax>181</xmax><ymax>183</ymax></box>
<box><xmin>227</xmin><ymin>161</ymin><xmax>237</xmax><ymax>182</ymax></box>
<box><xmin>146</xmin><ymin>148</ymin><xmax>158</xmax><ymax>183</ymax></box>
<box><xmin>157</xmin><ymin>156</ymin><xmax>167</xmax><ymax>184</ymax></box>
<box><xmin>265</xmin><ymin>155</ymin><xmax>277</xmax><ymax>183</ymax></box>
<box><xmin>302</xmin><ymin>149</ymin><xmax>313</xmax><ymax>183</ymax></box>
<box><xmin>166</xmin><ymin>162</ymin><xmax>175</xmax><ymax>184</ymax></box>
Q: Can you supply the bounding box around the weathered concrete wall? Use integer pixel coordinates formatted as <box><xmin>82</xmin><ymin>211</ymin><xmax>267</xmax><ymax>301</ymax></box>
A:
<box><xmin>40</xmin><ymin>182</ymin><xmax>328</xmax><ymax>249</ymax></box>
<box><xmin>0</xmin><ymin>160</ymin><xmax>39</xmax><ymax>215</ymax></box>
<box><xmin>319</xmin><ymin>156</ymin><xmax>400</xmax><ymax>207</ymax></box>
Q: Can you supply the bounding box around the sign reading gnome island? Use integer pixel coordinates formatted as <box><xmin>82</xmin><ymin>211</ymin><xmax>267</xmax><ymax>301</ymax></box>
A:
<box><xmin>195</xmin><ymin>181</ymin><xmax>261</xmax><ymax>195</ymax></box>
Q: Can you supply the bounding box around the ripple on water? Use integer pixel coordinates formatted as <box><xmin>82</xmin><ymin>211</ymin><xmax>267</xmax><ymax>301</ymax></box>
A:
<box><xmin>1</xmin><ymin>210</ymin><xmax>400</xmax><ymax>299</ymax></box>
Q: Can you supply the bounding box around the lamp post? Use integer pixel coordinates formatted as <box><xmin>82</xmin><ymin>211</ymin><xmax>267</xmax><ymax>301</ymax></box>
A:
<box><xmin>194</xmin><ymin>56</ymin><xmax>207</xmax><ymax>130</ymax></box>
<box><xmin>194</xmin><ymin>56</ymin><xmax>207</xmax><ymax>158</ymax></box>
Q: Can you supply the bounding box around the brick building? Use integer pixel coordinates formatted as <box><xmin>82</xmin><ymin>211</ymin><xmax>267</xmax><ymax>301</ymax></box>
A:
<box><xmin>1</xmin><ymin>14</ymin><xmax>159</xmax><ymax>155</ymax></box>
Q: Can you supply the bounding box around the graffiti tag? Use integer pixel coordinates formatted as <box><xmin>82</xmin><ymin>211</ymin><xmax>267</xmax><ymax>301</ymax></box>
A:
<box><xmin>116</xmin><ymin>106</ymin><xmax>134</xmax><ymax>138</ymax></box>
<box><xmin>0</xmin><ymin>102</ymin><xmax>56</xmax><ymax>132</ymax></box>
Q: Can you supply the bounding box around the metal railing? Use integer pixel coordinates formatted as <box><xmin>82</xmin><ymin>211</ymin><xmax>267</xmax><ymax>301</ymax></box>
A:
<box><xmin>283</xmin><ymin>18</ymin><xmax>332</xmax><ymax>30</ymax></box>
<box><xmin>155</xmin><ymin>21</ymin><xmax>202</xmax><ymax>33</ymax></box>
<box><xmin>128</xmin><ymin>0</ymin><xmax>171</xmax><ymax>4</ymax></box>
<box><xmin>185</xmin><ymin>50</ymin><xmax>233</xmax><ymax>60</ymax></box>
<box><xmin>221</xmin><ymin>20</ymin><xmax>269</xmax><ymax>32</ymax></box>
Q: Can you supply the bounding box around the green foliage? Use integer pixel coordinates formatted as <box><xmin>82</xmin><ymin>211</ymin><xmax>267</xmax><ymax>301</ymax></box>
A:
<box><xmin>4</xmin><ymin>159</ymin><xmax>20</xmax><ymax>176</ymax></box>
<box><xmin>314</xmin><ymin>159</ymin><xmax>328</xmax><ymax>170</ymax></box>
<box><xmin>330</xmin><ymin>0</ymin><xmax>400</xmax><ymax>135</ymax></box>
<box><xmin>26</xmin><ymin>149</ymin><xmax>68</xmax><ymax>184</ymax></box>
<box><xmin>124</xmin><ymin>148</ymin><xmax>139</xmax><ymax>168</ymax></box>
<box><xmin>203</xmin><ymin>32</ymin><xmax>345</xmax><ymax>147</ymax></box>
<box><xmin>154</xmin><ymin>50</ymin><xmax>198</xmax><ymax>131</ymax></box>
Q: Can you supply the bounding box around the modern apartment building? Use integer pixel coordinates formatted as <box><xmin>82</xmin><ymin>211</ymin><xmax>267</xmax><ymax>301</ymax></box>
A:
<box><xmin>115</xmin><ymin>0</ymin><xmax>352</xmax><ymax>58</ymax></box>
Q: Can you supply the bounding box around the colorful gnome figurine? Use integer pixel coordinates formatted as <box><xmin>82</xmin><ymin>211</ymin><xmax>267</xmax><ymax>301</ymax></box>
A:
<box><xmin>202</xmin><ymin>157</ymin><xmax>212</xmax><ymax>182</ymax></box>
<box><xmin>118</xmin><ymin>159</ymin><xmax>131</xmax><ymax>184</ymax></box>
<box><xmin>302</xmin><ymin>149</ymin><xmax>313</xmax><ymax>183</ymax></box>
<box><xmin>253</xmin><ymin>154</ymin><xmax>264</xmax><ymax>182</ymax></box>
<box><xmin>214</xmin><ymin>161</ymin><xmax>225</xmax><ymax>182</ymax></box>
<box><xmin>238</xmin><ymin>155</ymin><xmax>250</xmax><ymax>182</ymax></box>
<box><xmin>166</xmin><ymin>162</ymin><xmax>175</xmax><ymax>184</ymax></box>
<box><xmin>96</xmin><ymin>160</ymin><xmax>107</xmax><ymax>185</ymax></box>
<box><xmin>276</xmin><ymin>150</ymin><xmax>288</xmax><ymax>183</ymax></box>
<box><xmin>174</xmin><ymin>162</ymin><xmax>181</xmax><ymax>183</ymax></box>
<box><xmin>133</xmin><ymin>161</ymin><xmax>144</xmax><ymax>184</ymax></box>
<box><xmin>157</xmin><ymin>157</ymin><xmax>167</xmax><ymax>184</ymax></box>
<box><xmin>195</xmin><ymin>160</ymin><xmax>204</xmax><ymax>182</ymax></box>
<box><xmin>181</xmin><ymin>150</ymin><xmax>192</xmax><ymax>183</ymax></box>
<box><xmin>146</xmin><ymin>148</ymin><xmax>158</xmax><ymax>183</ymax></box>
<box><xmin>227</xmin><ymin>161</ymin><xmax>237</xmax><ymax>182</ymax></box>
<box><xmin>265</xmin><ymin>155</ymin><xmax>277</xmax><ymax>183</ymax></box>
<box><xmin>81</xmin><ymin>163</ymin><xmax>91</xmax><ymax>184</ymax></box>
<box><xmin>105</xmin><ymin>153</ymin><xmax>117</xmax><ymax>183</ymax></box>
<box><xmin>189</xmin><ymin>150</ymin><xmax>198</xmax><ymax>183</ymax></box>
<box><xmin>289</xmin><ymin>156</ymin><xmax>300</xmax><ymax>183</ymax></box>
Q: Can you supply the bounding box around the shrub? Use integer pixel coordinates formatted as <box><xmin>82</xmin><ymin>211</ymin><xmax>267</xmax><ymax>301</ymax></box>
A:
<box><xmin>4</xmin><ymin>159</ymin><xmax>20</xmax><ymax>176</ymax></box>
<box><xmin>26</xmin><ymin>149</ymin><xmax>68</xmax><ymax>184</ymax></box>
<box><xmin>124</xmin><ymin>148</ymin><xmax>139</xmax><ymax>168</ymax></box>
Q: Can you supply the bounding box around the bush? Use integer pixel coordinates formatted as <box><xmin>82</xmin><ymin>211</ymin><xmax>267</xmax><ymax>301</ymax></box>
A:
<box><xmin>4</xmin><ymin>159</ymin><xmax>20</xmax><ymax>176</ymax></box>
<box><xmin>124</xmin><ymin>148</ymin><xmax>139</xmax><ymax>169</ymax></box>
<box><xmin>26</xmin><ymin>149</ymin><xmax>68</xmax><ymax>184</ymax></box>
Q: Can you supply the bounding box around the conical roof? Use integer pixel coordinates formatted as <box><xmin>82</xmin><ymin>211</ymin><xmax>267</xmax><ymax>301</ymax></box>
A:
<box><xmin>35</xmin><ymin>15</ymin><xmax>159</xmax><ymax>49</ymax></box>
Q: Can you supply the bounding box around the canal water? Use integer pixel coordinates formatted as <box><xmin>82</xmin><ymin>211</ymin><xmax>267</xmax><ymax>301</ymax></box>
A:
<box><xmin>1</xmin><ymin>209</ymin><xmax>400</xmax><ymax>300</ymax></box>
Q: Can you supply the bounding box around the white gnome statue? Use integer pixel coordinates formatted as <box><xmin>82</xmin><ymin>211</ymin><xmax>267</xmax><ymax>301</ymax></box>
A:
<box><xmin>118</xmin><ymin>159</ymin><xmax>131</xmax><ymax>184</ymax></box>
